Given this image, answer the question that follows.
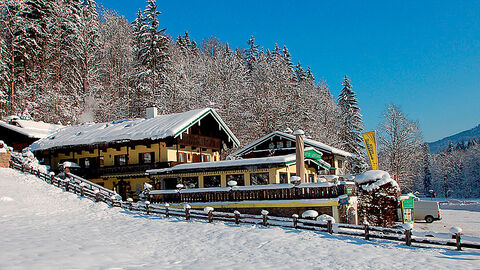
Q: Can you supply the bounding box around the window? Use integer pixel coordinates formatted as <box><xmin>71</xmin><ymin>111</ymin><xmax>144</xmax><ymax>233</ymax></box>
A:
<box><xmin>227</xmin><ymin>174</ymin><xmax>245</xmax><ymax>186</ymax></box>
<box><xmin>99</xmin><ymin>156</ymin><xmax>104</xmax><ymax>167</ymax></box>
<box><xmin>337</xmin><ymin>159</ymin><xmax>343</xmax><ymax>168</ymax></box>
<box><xmin>286</xmin><ymin>141</ymin><xmax>292</xmax><ymax>148</ymax></box>
<box><xmin>139</xmin><ymin>152</ymin><xmax>154</xmax><ymax>164</ymax></box>
<box><xmin>279</xmin><ymin>173</ymin><xmax>288</xmax><ymax>184</ymax></box>
<box><xmin>276</xmin><ymin>141</ymin><xmax>283</xmax><ymax>148</ymax></box>
<box><xmin>204</xmin><ymin>175</ymin><xmax>221</xmax><ymax>188</ymax></box>
<box><xmin>135</xmin><ymin>184</ymin><xmax>142</xmax><ymax>195</ymax></box>
<box><xmin>201</xmin><ymin>154</ymin><xmax>210</xmax><ymax>162</ymax></box>
<box><xmin>269</xmin><ymin>142</ymin><xmax>274</xmax><ymax>149</ymax></box>
<box><xmin>114</xmin><ymin>155</ymin><xmax>127</xmax><ymax>166</ymax></box>
<box><xmin>182</xmin><ymin>177</ymin><xmax>199</xmax><ymax>188</ymax></box>
<box><xmin>178</xmin><ymin>152</ymin><xmax>187</xmax><ymax>163</ymax></box>
<box><xmin>79</xmin><ymin>157</ymin><xmax>96</xmax><ymax>168</ymax></box>
<box><xmin>250</xmin><ymin>172</ymin><xmax>269</xmax><ymax>185</ymax></box>
<box><xmin>308</xmin><ymin>174</ymin><xmax>315</xmax><ymax>183</ymax></box>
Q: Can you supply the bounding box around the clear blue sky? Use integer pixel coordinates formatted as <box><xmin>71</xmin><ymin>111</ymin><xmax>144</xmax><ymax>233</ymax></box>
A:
<box><xmin>98</xmin><ymin>0</ymin><xmax>480</xmax><ymax>142</ymax></box>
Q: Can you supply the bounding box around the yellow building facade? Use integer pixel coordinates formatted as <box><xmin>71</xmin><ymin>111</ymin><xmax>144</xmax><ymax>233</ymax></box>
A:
<box><xmin>31</xmin><ymin>108</ymin><xmax>240</xmax><ymax>199</ymax></box>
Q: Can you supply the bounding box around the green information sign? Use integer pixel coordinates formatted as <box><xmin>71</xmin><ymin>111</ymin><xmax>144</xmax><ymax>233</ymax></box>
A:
<box><xmin>304</xmin><ymin>149</ymin><xmax>323</xmax><ymax>160</ymax></box>
<box><xmin>402</xmin><ymin>197</ymin><xmax>414</xmax><ymax>209</ymax></box>
<box><xmin>346</xmin><ymin>186</ymin><xmax>354</xmax><ymax>195</ymax></box>
<box><xmin>401</xmin><ymin>197</ymin><xmax>415</xmax><ymax>223</ymax></box>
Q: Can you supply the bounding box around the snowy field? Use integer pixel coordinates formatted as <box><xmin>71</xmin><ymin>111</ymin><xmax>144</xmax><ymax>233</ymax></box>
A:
<box><xmin>1</xmin><ymin>168</ymin><xmax>480</xmax><ymax>270</ymax></box>
<box><xmin>415</xmin><ymin>200</ymin><xmax>480</xmax><ymax>237</ymax></box>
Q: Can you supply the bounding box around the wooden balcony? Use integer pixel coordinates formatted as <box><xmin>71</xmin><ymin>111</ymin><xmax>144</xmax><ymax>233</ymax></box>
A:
<box><xmin>178</xmin><ymin>134</ymin><xmax>221</xmax><ymax>150</ymax></box>
<box><xmin>83</xmin><ymin>162</ymin><xmax>171</xmax><ymax>178</ymax></box>
<box><xmin>149</xmin><ymin>183</ymin><xmax>355</xmax><ymax>204</ymax></box>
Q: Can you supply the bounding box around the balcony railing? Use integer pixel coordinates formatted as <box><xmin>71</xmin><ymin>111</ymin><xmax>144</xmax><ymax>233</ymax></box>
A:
<box><xmin>178</xmin><ymin>134</ymin><xmax>221</xmax><ymax>149</ymax></box>
<box><xmin>83</xmin><ymin>162</ymin><xmax>171</xmax><ymax>178</ymax></box>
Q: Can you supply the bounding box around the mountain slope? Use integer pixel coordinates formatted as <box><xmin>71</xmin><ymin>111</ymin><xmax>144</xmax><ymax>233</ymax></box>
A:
<box><xmin>428</xmin><ymin>124</ymin><xmax>480</xmax><ymax>153</ymax></box>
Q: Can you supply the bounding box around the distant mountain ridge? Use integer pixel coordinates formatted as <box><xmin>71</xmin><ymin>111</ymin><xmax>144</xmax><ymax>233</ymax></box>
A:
<box><xmin>428</xmin><ymin>124</ymin><xmax>480</xmax><ymax>153</ymax></box>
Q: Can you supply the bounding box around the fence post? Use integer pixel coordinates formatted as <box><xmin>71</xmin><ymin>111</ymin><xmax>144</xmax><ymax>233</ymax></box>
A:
<box><xmin>261</xmin><ymin>210</ymin><xmax>269</xmax><ymax>226</ymax></box>
<box><xmin>363</xmin><ymin>221</ymin><xmax>370</xmax><ymax>240</ymax></box>
<box><xmin>127</xmin><ymin>198</ymin><xmax>133</xmax><ymax>211</ymax></box>
<box><xmin>165</xmin><ymin>203</ymin><xmax>170</xmax><ymax>218</ymax></box>
<box><xmin>184</xmin><ymin>204</ymin><xmax>191</xmax><ymax>220</ymax></box>
<box><xmin>110</xmin><ymin>195</ymin><xmax>119</xmax><ymax>207</ymax></box>
<box><xmin>450</xmin><ymin>227</ymin><xmax>463</xmax><ymax>251</ymax></box>
<box><xmin>204</xmin><ymin>207</ymin><xmax>214</xmax><ymax>223</ymax></box>
<box><xmin>65</xmin><ymin>179</ymin><xmax>69</xmax><ymax>192</ymax></box>
<box><xmin>234</xmin><ymin>210</ymin><xmax>240</xmax><ymax>225</ymax></box>
<box><xmin>94</xmin><ymin>189</ymin><xmax>100</xmax><ymax>202</ymax></box>
<box><xmin>403</xmin><ymin>223</ymin><xmax>413</xmax><ymax>246</ymax></box>
<box><xmin>145</xmin><ymin>201</ymin><xmax>150</xmax><ymax>215</ymax></box>
<box><xmin>80</xmin><ymin>183</ymin><xmax>85</xmax><ymax>197</ymax></box>
<box><xmin>292</xmin><ymin>214</ymin><xmax>299</xmax><ymax>229</ymax></box>
<box><xmin>50</xmin><ymin>175</ymin><xmax>54</xmax><ymax>185</ymax></box>
<box><xmin>327</xmin><ymin>219</ymin><xmax>333</xmax><ymax>234</ymax></box>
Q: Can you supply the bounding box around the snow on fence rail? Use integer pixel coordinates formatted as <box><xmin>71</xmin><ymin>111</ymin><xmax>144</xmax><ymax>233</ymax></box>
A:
<box><xmin>8</xmin><ymin>159</ymin><xmax>480</xmax><ymax>251</ymax></box>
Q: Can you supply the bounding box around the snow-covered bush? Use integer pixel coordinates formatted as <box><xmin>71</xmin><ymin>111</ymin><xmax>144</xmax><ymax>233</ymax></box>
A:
<box><xmin>301</xmin><ymin>210</ymin><xmax>319</xmax><ymax>219</ymax></box>
<box><xmin>317</xmin><ymin>214</ymin><xmax>335</xmax><ymax>224</ymax></box>
<box><xmin>356</xmin><ymin>170</ymin><xmax>400</xmax><ymax>227</ymax></box>
<box><xmin>12</xmin><ymin>149</ymin><xmax>49</xmax><ymax>174</ymax></box>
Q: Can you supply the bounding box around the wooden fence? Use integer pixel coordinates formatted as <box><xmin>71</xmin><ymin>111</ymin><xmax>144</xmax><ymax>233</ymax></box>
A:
<box><xmin>9</xmin><ymin>159</ymin><xmax>480</xmax><ymax>251</ymax></box>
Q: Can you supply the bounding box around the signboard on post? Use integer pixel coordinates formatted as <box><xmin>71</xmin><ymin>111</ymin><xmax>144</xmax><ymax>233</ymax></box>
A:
<box><xmin>346</xmin><ymin>186</ymin><xmax>354</xmax><ymax>195</ymax></box>
<box><xmin>362</xmin><ymin>131</ymin><xmax>378</xmax><ymax>170</ymax></box>
<box><xmin>401</xmin><ymin>197</ymin><xmax>415</xmax><ymax>223</ymax></box>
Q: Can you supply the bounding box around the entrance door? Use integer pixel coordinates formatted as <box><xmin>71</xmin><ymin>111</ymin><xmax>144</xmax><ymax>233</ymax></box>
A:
<box><xmin>164</xmin><ymin>178</ymin><xmax>178</xmax><ymax>190</ymax></box>
<box><xmin>117</xmin><ymin>180</ymin><xmax>128</xmax><ymax>200</ymax></box>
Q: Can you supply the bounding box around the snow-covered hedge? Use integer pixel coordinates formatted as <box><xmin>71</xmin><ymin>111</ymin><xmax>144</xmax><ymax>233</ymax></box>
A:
<box><xmin>355</xmin><ymin>170</ymin><xmax>400</xmax><ymax>192</ymax></box>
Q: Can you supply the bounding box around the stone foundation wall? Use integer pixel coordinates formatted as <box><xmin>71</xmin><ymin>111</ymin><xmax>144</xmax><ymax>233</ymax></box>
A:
<box><xmin>0</xmin><ymin>152</ymin><xmax>11</xmax><ymax>168</ymax></box>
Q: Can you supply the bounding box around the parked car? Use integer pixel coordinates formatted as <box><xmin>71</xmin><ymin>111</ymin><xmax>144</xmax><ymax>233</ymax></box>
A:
<box><xmin>414</xmin><ymin>199</ymin><xmax>442</xmax><ymax>223</ymax></box>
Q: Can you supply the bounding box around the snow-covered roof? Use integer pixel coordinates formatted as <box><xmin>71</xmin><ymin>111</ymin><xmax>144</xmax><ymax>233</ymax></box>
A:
<box><xmin>147</xmin><ymin>153</ymin><xmax>298</xmax><ymax>175</ymax></box>
<box><xmin>229</xmin><ymin>131</ymin><xmax>352</xmax><ymax>158</ymax></box>
<box><xmin>0</xmin><ymin>119</ymin><xmax>62</xmax><ymax>139</ymax></box>
<box><xmin>29</xmin><ymin>108</ymin><xmax>239</xmax><ymax>151</ymax></box>
<box><xmin>147</xmin><ymin>147</ymin><xmax>331</xmax><ymax>175</ymax></box>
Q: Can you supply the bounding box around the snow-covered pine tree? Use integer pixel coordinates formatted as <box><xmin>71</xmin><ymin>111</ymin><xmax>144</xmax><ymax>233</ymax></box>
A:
<box><xmin>244</xmin><ymin>35</ymin><xmax>259</xmax><ymax>71</ymax></box>
<box><xmin>337</xmin><ymin>76</ymin><xmax>368</xmax><ymax>173</ymax></box>
<box><xmin>294</xmin><ymin>62</ymin><xmax>307</xmax><ymax>82</ymax></box>
<box><xmin>137</xmin><ymin>0</ymin><xmax>170</xmax><ymax>109</ymax></box>
<box><xmin>95</xmin><ymin>9</ymin><xmax>134</xmax><ymax>122</ymax></box>
<box><xmin>0</xmin><ymin>36</ymin><xmax>9</xmax><ymax>118</ymax></box>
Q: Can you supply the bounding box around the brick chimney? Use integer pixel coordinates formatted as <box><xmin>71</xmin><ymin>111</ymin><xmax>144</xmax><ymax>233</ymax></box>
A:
<box><xmin>146</xmin><ymin>107</ymin><xmax>158</xmax><ymax>119</ymax></box>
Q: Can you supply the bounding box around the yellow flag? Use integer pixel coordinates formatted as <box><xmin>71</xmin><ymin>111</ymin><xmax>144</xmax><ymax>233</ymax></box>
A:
<box><xmin>362</xmin><ymin>131</ymin><xmax>378</xmax><ymax>170</ymax></box>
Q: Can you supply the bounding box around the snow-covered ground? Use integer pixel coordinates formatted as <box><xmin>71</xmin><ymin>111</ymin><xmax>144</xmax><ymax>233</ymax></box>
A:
<box><xmin>415</xmin><ymin>201</ymin><xmax>480</xmax><ymax>237</ymax></box>
<box><xmin>1</xmin><ymin>168</ymin><xmax>480</xmax><ymax>270</ymax></box>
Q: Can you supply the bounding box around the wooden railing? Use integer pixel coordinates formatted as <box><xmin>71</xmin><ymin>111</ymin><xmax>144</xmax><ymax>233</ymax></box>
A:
<box><xmin>9</xmin><ymin>160</ymin><xmax>120</xmax><ymax>205</ymax></box>
<box><xmin>148</xmin><ymin>183</ymin><xmax>351</xmax><ymax>204</ymax></box>
<box><xmin>9</xmin><ymin>158</ymin><xmax>480</xmax><ymax>251</ymax></box>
